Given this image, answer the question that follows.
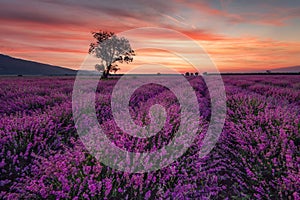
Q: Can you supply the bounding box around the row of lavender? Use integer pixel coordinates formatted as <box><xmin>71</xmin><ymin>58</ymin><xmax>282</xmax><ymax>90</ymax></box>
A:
<box><xmin>0</xmin><ymin>75</ymin><xmax>299</xmax><ymax>199</ymax></box>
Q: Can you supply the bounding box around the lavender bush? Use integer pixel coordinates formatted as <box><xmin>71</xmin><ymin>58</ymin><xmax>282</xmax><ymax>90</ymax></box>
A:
<box><xmin>0</xmin><ymin>75</ymin><xmax>299</xmax><ymax>199</ymax></box>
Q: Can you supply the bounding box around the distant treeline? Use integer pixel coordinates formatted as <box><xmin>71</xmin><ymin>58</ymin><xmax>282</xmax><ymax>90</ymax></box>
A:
<box><xmin>2</xmin><ymin>72</ymin><xmax>300</xmax><ymax>77</ymax></box>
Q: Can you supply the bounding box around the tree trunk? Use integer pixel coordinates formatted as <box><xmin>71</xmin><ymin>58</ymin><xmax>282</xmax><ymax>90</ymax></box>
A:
<box><xmin>101</xmin><ymin>65</ymin><xmax>111</xmax><ymax>79</ymax></box>
<box><xmin>102</xmin><ymin>70</ymin><xmax>108</xmax><ymax>79</ymax></box>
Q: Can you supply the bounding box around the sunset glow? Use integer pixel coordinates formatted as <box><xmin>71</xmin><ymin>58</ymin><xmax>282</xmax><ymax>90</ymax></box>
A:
<box><xmin>1</xmin><ymin>0</ymin><xmax>300</xmax><ymax>73</ymax></box>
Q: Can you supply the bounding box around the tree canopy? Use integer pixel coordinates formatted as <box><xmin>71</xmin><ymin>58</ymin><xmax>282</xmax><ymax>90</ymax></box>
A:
<box><xmin>89</xmin><ymin>31</ymin><xmax>135</xmax><ymax>78</ymax></box>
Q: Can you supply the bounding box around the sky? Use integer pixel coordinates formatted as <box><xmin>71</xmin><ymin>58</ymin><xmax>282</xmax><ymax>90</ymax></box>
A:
<box><xmin>1</xmin><ymin>0</ymin><xmax>300</xmax><ymax>73</ymax></box>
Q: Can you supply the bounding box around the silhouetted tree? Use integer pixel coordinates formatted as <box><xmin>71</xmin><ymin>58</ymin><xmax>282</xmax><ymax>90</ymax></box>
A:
<box><xmin>195</xmin><ymin>72</ymin><xmax>199</xmax><ymax>76</ymax></box>
<box><xmin>185</xmin><ymin>72</ymin><xmax>190</xmax><ymax>76</ymax></box>
<box><xmin>190</xmin><ymin>72</ymin><xmax>194</xmax><ymax>76</ymax></box>
<box><xmin>89</xmin><ymin>30</ymin><xmax>135</xmax><ymax>78</ymax></box>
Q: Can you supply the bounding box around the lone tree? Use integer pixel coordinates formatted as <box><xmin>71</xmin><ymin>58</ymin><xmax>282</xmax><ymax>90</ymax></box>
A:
<box><xmin>89</xmin><ymin>31</ymin><xmax>135</xmax><ymax>78</ymax></box>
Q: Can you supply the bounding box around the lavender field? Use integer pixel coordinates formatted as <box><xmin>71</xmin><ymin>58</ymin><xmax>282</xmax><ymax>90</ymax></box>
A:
<box><xmin>0</xmin><ymin>75</ymin><xmax>299</xmax><ymax>199</ymax></box>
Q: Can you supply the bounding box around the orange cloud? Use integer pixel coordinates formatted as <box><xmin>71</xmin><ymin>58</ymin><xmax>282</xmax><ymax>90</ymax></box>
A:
<box><xmin>1</xmin><ymin>0</ymin><xmax>300</xmax><ymax>72</ymax></box>
<box><xmin>175</xmin><ymin>0</ymin><xmax>300</xmax><ymax>26</ymax></box>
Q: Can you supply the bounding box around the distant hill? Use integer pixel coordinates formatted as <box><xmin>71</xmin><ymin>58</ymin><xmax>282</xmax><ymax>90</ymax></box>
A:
<box><xmin>269</xmin><ymin>66</ymin><xmax>300</xmax><ymax>72</ymax></box>
<box><xmin>0</xmin><ymin>54</ymin><xmax>77</xmax><ymax>76</ymax></box>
